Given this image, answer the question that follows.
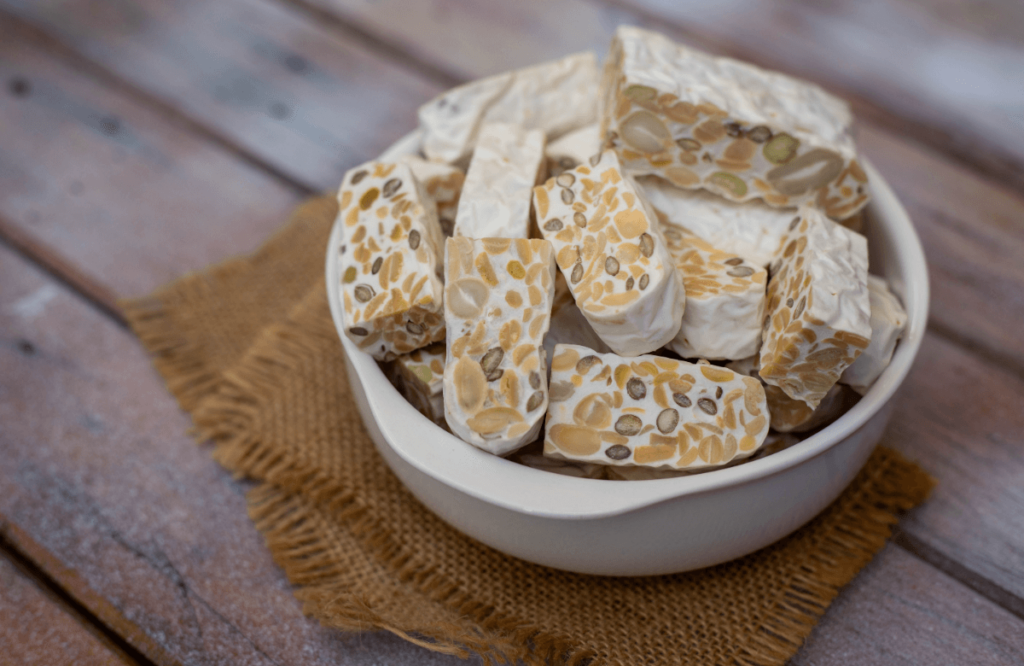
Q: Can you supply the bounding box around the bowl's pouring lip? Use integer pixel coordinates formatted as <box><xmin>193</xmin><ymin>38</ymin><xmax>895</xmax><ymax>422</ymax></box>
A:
<box><xmin>326</xmin><ymin>133</ymin><xmax>930</xmax><ymax>520</ymax></box>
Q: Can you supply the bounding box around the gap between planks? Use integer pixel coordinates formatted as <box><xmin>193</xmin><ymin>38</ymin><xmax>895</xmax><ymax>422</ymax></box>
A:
<box><xmin>0</xmin><ymin>9</ymin><xmax>317</xmax><ymax>197</ymax></box>
<box><xmin>591</xmin><ymin>0</ymin><xmax>1024</xmax><ymax>196</ymax></box>
<box><xmin>2</xmin><ymin>0</ymin><xmax>1023</xmax><ymax>387</ymax></box>
<box><xmin>2</xmin><ymin>0</ymin><xmax>1024</xmax><ymax>634</ymax></box>
<box><xmin>0</xmin><ymin>521</ymin><xmax>162</xmax><ymax>666</ymax></box>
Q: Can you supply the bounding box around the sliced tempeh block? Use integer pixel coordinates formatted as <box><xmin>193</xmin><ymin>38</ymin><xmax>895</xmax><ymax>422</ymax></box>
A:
<box><xmin>534</xmin><ymin>149</ymin><xmax>686</xmax><ymax>356</ymax></box>
<box><xmin>388</xmin><ymin>342</ymin><xmax>447</xmax><ymax>426</ymax></box>
<box><xmin>640</xmin><ymin>174</ymin><xmax>797</xmax><ymax>267</ymax></box>
<box><xmin>544</xmin><ymin>345</ymin><xmax>769</xmax><ymax>471</ymax></box>
<box><xmin>728</xmin><ymin>355</ymin><xmax>859</xmax><ymax>433</ymax></box>
<box><xmin>443</xmin><ymin>237</ymin><xmax>556</xmax><ymax>455</ymax></box>
<box><xmin>546</xmin><ymin>123</ymin><xmax>601</xmax><ymax>177</ymax></box>
<box><xmin>841</xmin><ymin>275</ymin><xmax>908</xmax><ymax>394</ymax></box>
<box><xmin>600</xmin><ymin>26</ymin><xmax>869</xmax><ymax>218</ymax></box>
<box><xmin>662</xmin><ymin>223</ymin><xmax>766</xmax><ymax>361</ymax></box>
<box><xmin>337</xmin><ymin>161</ymin><xmax>445</xmax><ymax>360</ymax></box>
<box><xmin>453</xmin><ymin>122</ymin><xmax>545</xmax><ymax>239</ymax></box>
<box><xmin>397</xmin><ymin>155</ymin><xmax>465</xmax><ymax>238</ymax></box>
<box><xmin>759</xmin><ymin>207</ymin><xmax>871</xmax><ymax>409</ymax></box>
<box><xmin>419</xmin><ymin>52</ymin><xmax>600</xmax><ymax>166</ymax></box>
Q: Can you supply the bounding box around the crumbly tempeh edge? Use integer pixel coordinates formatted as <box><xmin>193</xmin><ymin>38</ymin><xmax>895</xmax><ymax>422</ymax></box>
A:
<box><xmin>533</xmin><ymin>149</ymin><xmax>685</xmax><ymax>356</ymax></box>
<box><xmin>443</xmin><ymin>237</ymin><xmax>556</xmax><ymax>456</ymax></box>
<box><xmin>389</xmin><ymin>342</ymin><xmax>447</xmax><ymax>426</ymax></box>
<box><xmin>758</xmin><ymin>206</ymin><xmax>871</xmax><ymax>409</ymax></box>
<box><xmin>662</xmin><ymin>223</ymin><xmax>766</xmax><ymax>361</ymax></box>
<box><xmin>337</xmin><ymin>161</ymin><xmax>446</xmax><ymax>361</ymax></box>
<box><xmin>397</xmin><ymin>155</ymin><xmax>465</xmax><ymax>239</ymax></box>
<box><xmin>544</xmin><ymin>344</ymin><xmax>769</xmax><ymax>470</ymax></box>
<box><xmin>600</xmin><ymin>26</ymin><xmax>869</xmax><ymax>218</ymax></box>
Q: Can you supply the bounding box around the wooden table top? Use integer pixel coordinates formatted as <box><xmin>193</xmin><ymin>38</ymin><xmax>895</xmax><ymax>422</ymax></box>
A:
<box><xmin>1</xmin><ymin>1</ymin><xmax>1022</xmax><ymax>664</ymax></box>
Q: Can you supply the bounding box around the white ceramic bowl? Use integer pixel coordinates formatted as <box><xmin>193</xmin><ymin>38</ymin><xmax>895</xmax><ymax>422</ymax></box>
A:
<box><xmin>326</xmin><ymin>131</ymin><xmax>929</xmax><ymax>576</ymax></box>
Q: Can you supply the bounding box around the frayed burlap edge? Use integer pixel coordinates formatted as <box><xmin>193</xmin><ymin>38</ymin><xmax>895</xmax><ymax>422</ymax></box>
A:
<box><xmin>120</xmin><ymin>196</ymin><xmax>337</xmax><ymax>413</ymax></box>
<box><xmin>183</xmin><ymin>285</ymin><xmax>934</xmax><ymax>666</ymax></box>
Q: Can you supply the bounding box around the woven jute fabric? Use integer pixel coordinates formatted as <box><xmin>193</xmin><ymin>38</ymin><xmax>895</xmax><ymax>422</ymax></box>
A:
<box><xmin>124</xmin><ymin>197</ymin><xmax>934</xmax><ymax>666</ymax></box>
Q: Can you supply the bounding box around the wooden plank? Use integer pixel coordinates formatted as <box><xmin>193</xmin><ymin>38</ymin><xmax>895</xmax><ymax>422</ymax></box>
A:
<box><xmin>0</xmin><ymin>17</ymin><xmax>299</xmax><ymax>306</ymax></box>
<box><xmin>6</xmin><ymin>0</ymin><xmax>1024</xmax><ymax>372</ymax></box>
<box><xmin>0</xmin><ymin>0</ymin><xmax>1021</xmax><ymax>656</ymax></box>
<box><xmin>0</xmin><ymin>245</ymin><xmax>481</xmax><ymax>665</ymax></box>
<box><xmin>3</xmin><ymin>240</ymin><xmax>1024</xmax><ymax>663</ymax></box>
<box><xmin>614</xmin><ymin>0</ymin><xmax>1024</xmax><ymax>187</ymax></box>
<box><xmin>274</xmin><ymin>0</ymin><xmax>1024</xmax><ymax>190</ymax></box>
<box><xmin>248</xmin><ymin>0</ymin><xmax>1024</xmax><ymax>373</ymax></box>
<box><xmin>790</xmin><ymin>545</ymin><xmax>1024</xmax><ymax>666</ymax></box>
<box><xmin>0</xmin><ymin>553</ymin><xmax>136</xmax><ymax>666</ymax></box>
<box><xmin>0</xmin><ymin>0</ymin><xmax>444</xmax><ymax>192</ymax></box>
<box><xmin>884</xmin><ymin>333</ymin><xmax>1024</xmax><ymax>604</ymax></box>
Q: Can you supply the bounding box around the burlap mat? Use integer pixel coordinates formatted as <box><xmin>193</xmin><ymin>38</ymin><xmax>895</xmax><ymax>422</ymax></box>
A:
<box><xmin>124</xmin><ymin>196</ymin><xmax>934</xmax><ymax>666</ymax></box>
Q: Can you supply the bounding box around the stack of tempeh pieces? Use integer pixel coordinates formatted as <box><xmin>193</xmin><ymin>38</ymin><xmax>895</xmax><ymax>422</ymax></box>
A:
<box><xmin>334</xmin><ymin>26</ymin><xmax>907</xmax><ymax>480</ymax></box>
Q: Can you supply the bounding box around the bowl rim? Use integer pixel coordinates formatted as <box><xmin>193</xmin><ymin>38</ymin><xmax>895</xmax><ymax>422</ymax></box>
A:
<box><xmin>326</xmin><ymin>130</ymin><xmax>930</xmax><ymax>520</ymax></box>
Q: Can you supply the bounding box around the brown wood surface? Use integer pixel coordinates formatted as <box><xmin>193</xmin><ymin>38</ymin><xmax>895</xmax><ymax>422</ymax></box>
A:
<box><xmin>792</xmin><ymin>545</ymin><xmax>1024</xmax><ymax>666</ymax></box>
<box><xmin>0</xmin><ymin>554</ymin><xmax>136</xmax><ymax>666</ymax></box>
<box><xmin>2</xmin><ymin>240</ymin><xmax>1022</xmax><ymax>664</ymax></box>
<box><xmin>7</xmin><ymin>0</ymin><xmax>1022</xmax><ymax>375</ymax></box>
<box><xmin>0</xmin><ymin>0</ymin><xmax>445</xmax><ymax>192</ymax></box>
<box><xmin>0</xmin><ymin>244</ymin><xmax>483</xmax><ymax>665</ymax></box>
<box><xmin>1</xmin><ymin>0</ymin><xmax>1023</xmax><ymax>664</ymax></box>
<box><xmin>290</xmin><ymin>0</ymin><xmax>1024</xmax><ymax>191</ymax></box>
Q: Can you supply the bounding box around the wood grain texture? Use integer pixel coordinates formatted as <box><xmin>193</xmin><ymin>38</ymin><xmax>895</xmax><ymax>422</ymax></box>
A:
<box><xmin>791</xmin><ymin>545</ymin><xmax>1024</xmax><ymax>666</ymax></box>
<box><xmin>1</xmin><ymin>241</ymin><xmax>1021</xmax><ymax>664</ymax></box>
<box><xmin>0</xmin><ymin>0</ymin><xmax>444</xmax><ymax>192</ymax></box>
<box><xmin>7</xmin><ymin>0</ymin><xmax>1024</xmax><ymax>372</ymax></box>
<box><xmin>269</xmin><ymin>0</ymin><xmax>1024</xmax><ymax>372</ymax></box>
<box><xmin>0</xmin><ymin>245</ymin><xmax>482</xmax><ymax>666</ymax></box>
<box><xmin>886</xmin><ymin>333</ymin><xmax>1024</xmax><ymax>603</ymax></box>
<box><xmin>0</xmin><ymin>17</ymin><xmax>300</xmax><ymax>303</ymax></box>
<box><xmin>613</xmin><ymin>0</ymin><xmax>1024</xmax><ymax>191</ymax></box>
<box><xmin>285</xmin><ymin>0</ymin><xmax>1024</xmax><ymax>189</ymax></box>
<box><xmin>0</xmin><ymin>554</ymin><xmax>136</xmax><ymax>666</ymax></box>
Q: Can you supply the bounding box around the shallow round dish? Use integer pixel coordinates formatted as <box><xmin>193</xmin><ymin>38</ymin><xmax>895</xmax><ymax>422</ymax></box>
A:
<box><xmin>326</xmin><ymin>131</ymin><xmax>929</xmax><ymax>576</ymax></box>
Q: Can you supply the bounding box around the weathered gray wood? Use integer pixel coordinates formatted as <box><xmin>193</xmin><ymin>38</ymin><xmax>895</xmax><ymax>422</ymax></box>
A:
<box><xmin>0</xmin><ymin>0</ymin><xmax>444</xmax><ymax>192</ymax></box>
<box><xmin>0</xmin><ymin>17</ymin><xmax>300</xmax><ymax>306</ymax></box>
<box><xmin>3</xmin><ymin>240</ymin><xmax>1022</xmax><ymax>665</ymax></box>
<box><xmin>617</xmin><ymin>0</ymin><xmax>1024</xmax><ymax>190</ymax></box>
<box><xmin>268</xmin><ymin>0</ymin><xmax>1024</xmax><ymax>374</ymax></box>
<box><xmin>791</xmin><ymin>545</ymin><xmax>1024</xmax><ymax>666</ymax></box>
<box><xmin>0</xmin><ymin>245</ymin><xmax>481</xmax><ymax>665</ymax></box>
<box><xmin>0</xmin><ymin>554</ymin><xmax>135</xmax><ymax>666</ymax></box>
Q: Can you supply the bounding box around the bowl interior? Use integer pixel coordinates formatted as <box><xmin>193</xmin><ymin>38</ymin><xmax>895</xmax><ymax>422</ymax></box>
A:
<box><xmin>326</xmin><ymin>132</ymin><xmax>929</xmax><ymax>519</ymax></box>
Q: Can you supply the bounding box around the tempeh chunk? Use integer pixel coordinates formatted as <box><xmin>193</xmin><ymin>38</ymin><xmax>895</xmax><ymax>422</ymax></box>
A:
<box><xmin>453</xmin><ymin>122</ymin><xmax>545</xmax><ymax>239</ymax></box>
<box><xmin>336</xmin><ymin>161</ymin><xmax>445</xmax><ymax>360</ymax></box>
<box><xmin>443</xmin><ymin>237</ymin><xmax>556</xmax><ymax>455</ymax></box>
<box><xmin>728</xmin><ymin>355</ymin><xmax>858</xmax><ymax>433</ymax></box>
<box><xmin>397</xmin><ymin>155</ymin><xmax>465</xmax><ymax>237</ymax></box>
<box><xmin>545</xmin><ymin>123</ymin><xmax>601</xmax><ymax>177</ymax></box>
<box><xmin>534</xmin><ymin>150</ymin><xmax>686</xmax><ymax>356</ymax></box>
<box><xmin>419</xmin><ymin>52</ymin><xmax>600</xmax><ymax>166</ymax></box>
<box><xmin>544</xmin><ymin>345</ymin><xmax>769</xmax><ymax>471</ymax></box>
<box><xmin>759</xmin><ymin>207</ymin><xmax>871</xmax><ymax>409</ymax></box>
<box><xmin>600</xmin><ymin>26</ymin><xmax>869</xmax><ymax>218</ymax></box>
<box><xmin>841</xmin><ymin>275</ymin><xmax>907</xmax><ymax>394</ymax></box>
<box><xmin>640</xmin><ymin>175</ymin><xmax>796</xmax><ymax>267</ymax></box>
<box><xmin>388</xmin><ymin>343</ymin><xmax>446</xmax><ymax>426</ymax></box>
<box><xmin>662</xmin><ymin>224</ymin><xmax>766</xmax><ymax>361</ymax></box>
